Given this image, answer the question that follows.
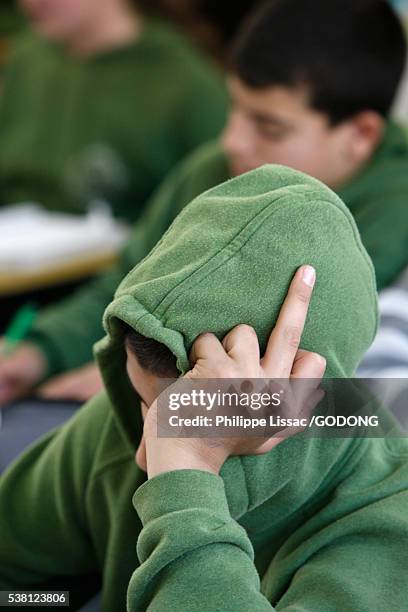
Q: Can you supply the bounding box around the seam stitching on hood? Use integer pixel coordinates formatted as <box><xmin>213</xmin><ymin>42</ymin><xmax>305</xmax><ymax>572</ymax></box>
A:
<box><xmin>153</xmin><ymin>192</ymin><xmax>328</xmax><ymax>319</ymax></box>
<box><xmin>154</xmin><ymin>196</ymin><xmax>378</xmax><ymax>335</ymax></box>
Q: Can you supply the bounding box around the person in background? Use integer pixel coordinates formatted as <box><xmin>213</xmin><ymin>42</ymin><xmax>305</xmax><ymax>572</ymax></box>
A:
<box><xmin>0</xmin><ymin>0</ymin><xmax>407</xmax><ymax>405</ymax></box>
<box><xmin>0</xmin><ymin>0</ymin><xmax>227</xmax><ymax>221</ymax></box>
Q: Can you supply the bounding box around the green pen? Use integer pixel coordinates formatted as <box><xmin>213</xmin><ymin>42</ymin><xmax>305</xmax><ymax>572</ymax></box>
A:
<box><xmin>2</xmin><ymin>303</ymin><xmax>38</xmax><ymax>356</ymax></box>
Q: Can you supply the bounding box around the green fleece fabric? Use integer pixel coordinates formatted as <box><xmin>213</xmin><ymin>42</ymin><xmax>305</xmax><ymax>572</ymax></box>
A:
<box><xmin>2</xmin><ymin>165</ymin><xmax>408</xmax><ymax>611</ymax></box>
<box><xmin>0</xmin><ymin>19</ymin><xmax>227</xmax><ymax>221</ymax></box>
<box><xmin>27</xmin><ymin>121</ymin><xmax>408</xmax><ymax>375</ymax></box>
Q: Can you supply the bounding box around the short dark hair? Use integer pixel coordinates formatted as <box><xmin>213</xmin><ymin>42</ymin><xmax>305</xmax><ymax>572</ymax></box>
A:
<box><xmin>232</xmin><ymin>0</ymin><xmax>407</xmax><ymax>124</ymax></box>
<box><xmin>124</xmin><ymin>327</ymin><xmax>179</xmax><ymax>377</ymax></box>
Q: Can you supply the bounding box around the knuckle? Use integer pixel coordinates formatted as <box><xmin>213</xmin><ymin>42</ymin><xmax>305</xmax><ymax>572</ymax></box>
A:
<box><xmin>310</xmin><ymin>352</ymin><xmax>327</xmax><ymax>370</ymax></box>
<box><xmin>197</xmin><ymin>331</ymin><xmax>214</xmax><ymax>340</ymax></box>
<box><xmin>283</xmin><ymin>325</ymin><xmax>302</xmax><ymax>349</ymax></box>
<box><xmin>295</xmin><ymin>287</ymin><xmax>310</xmax><ymax>305</ymax></box>
<box><xmin>236</xmin><ymin>324</ymin><xmax>256</xmax><ymax>336</ymax></box>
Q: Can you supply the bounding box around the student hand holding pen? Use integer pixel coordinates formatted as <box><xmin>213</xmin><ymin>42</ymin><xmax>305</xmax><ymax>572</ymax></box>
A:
<box><xmin>135</xmin><ymin>266</ymin><xmax>327</xmax><ymax>478</ymax></box>
<box><xmin>0</xmin><ymin>305</ymin><xmax>47</xmax><ymax>406</ymax></box>
<box><xmin>0</xmin><ymin>301</ymin><xmax>101</xmax><ymax>405</ymax></box>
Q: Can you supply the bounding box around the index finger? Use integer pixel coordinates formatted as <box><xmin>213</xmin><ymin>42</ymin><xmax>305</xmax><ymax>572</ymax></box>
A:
<box><xmin>261</xmin><ymin>265</ymin><xmax>316</xmax><ymax>377</ymax></box>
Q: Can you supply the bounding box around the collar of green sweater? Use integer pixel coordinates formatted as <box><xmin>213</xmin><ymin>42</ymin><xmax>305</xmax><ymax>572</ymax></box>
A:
<box><xmin>95</xmin><ymin>165</ymin><xmax>378</xmax><ymax>483</ymax></box>
<box><xmin>337</xmin><ymin>120</ymin><xmax>408</xmax><ymax>208</ymax></box>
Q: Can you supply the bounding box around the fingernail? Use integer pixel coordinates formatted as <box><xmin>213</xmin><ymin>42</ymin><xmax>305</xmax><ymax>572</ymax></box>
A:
<box><xmin>302</xmin><ymin>265</ymin><xmax>316</xmax><ymax>288</ymax></box>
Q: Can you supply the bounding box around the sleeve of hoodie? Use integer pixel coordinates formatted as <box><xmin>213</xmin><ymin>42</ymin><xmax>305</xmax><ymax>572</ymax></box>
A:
<box><xmin>0</xmin><ymin>393</ymin><xmax>106</xmax><ymax>589</ymax></box>
<box><xmin>24</xmin><ymin>158</ymin><xmax>200</xmax><ymax>377</ymax></box>
<box><xmin>128</xmin><ymin>465</ymin><xmax>408</xmax><ymax>612</ymax></box>
<box><xmin>128</xmin><ymin>470</ymin><xmax>273</xmax><ymax>611</ymax></box>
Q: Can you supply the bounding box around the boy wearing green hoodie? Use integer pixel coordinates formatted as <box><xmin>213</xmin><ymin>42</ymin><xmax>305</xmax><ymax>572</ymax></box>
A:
<box><xmin>1</xmin><ymin>164</ymin><xmax>408</xmax><ymax>611</ymax></box>
<box><xmin>0</xmin><ymin>0</ymin><xmax>227</xmax><ymax>221</ymax></box>
<box><xmin>1</xmin><ymin>0</ymin><xmax>407</xmax><ymax>407</ymax></box>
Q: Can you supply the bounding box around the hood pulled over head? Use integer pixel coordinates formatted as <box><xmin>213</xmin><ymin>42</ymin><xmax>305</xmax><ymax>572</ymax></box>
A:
<box><xmin>96</xmin><ymin>164</ymin><xmax>378</xmax><ymax>446</ymax></box>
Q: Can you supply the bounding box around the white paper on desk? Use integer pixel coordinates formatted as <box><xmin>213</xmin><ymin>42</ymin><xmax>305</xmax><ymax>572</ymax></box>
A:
<box><xmin>0</xmin><ymin>204</ymin><xmax>130</xmax><ymax>272</ymax></box>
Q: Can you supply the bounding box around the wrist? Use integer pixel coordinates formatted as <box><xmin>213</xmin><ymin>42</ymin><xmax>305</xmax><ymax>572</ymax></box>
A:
<box><xmin>145</xmin><ymin>437</ymin><xmax>227</xmax><ymax>479</ymax></box>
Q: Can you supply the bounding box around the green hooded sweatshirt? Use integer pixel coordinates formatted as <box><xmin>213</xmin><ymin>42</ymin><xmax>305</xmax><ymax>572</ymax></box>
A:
<box><xmin>2</xmin><ymin>165</ymin><xmax>408</xmax><ymax>611</ymax></box>
<box><xmin>27</xmin><ymin>121</ymin><xmax>408</xmax><ymax>376</ymax></box>
<box><xmin>0</xmin><ymin>19</ymin><xmax>227</xmax><ymax>221</ymax></box>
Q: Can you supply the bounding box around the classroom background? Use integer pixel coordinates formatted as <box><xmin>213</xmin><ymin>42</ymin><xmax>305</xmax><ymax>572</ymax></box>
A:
<box><xmin>1</xmin><ymin>3</ymin><xmax>408</xmax><ymax>610</ymax></box>
<box><xmin>1</xmin><ymin>0</ymin><xmax>408</xmax><ymax>412</ymax></box>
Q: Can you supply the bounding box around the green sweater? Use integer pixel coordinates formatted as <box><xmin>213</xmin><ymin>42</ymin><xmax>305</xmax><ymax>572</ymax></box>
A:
<box><xmin>0</xmin><ymin>19</ymin><xmax>227</xmax><ymax>221</ymax></box>
<box><xmin>2</xmin><ymin>165</ymin><xmax>408</xmax><ymax>611</ymax></box>
<box><xmin>28</xmin><ymin>122</ymin><xmax>408</xmax><ymax>376</ymax></box>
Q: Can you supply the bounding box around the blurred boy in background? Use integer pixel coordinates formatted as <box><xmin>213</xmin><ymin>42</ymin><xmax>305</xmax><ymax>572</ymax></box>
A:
<box><xmin>0</xmin><ymin>0</ymin><xmax>227</xmax><ymax>221</ymax></box>
<box><xmin>1</xmin><ymin>0</ymin><xmax>407</xmax><ymax>405</ymax></box>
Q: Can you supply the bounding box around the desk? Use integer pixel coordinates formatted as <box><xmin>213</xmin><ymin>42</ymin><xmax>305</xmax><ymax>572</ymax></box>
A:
<box><xmin>0</xmin><ymin>251</ymin><xmax>118</xmax><ymax>297</ymax></box>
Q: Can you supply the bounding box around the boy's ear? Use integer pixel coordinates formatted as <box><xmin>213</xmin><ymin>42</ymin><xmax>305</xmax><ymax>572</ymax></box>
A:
<box><xmin>349</xmin><ymin>111</ymin><xmax>385</xmax><ymax>162</ymax></box>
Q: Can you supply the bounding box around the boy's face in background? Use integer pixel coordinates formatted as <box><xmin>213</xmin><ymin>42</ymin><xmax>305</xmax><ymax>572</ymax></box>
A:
<box><xmin>19</xmin><ymin>0</ymin><xmax>119</xmax><ymax>41</ymax></box>
<box><xmin>222</xmin><ymin>76</ymin><xmax>382</xmax><ymax>190</ymax></box>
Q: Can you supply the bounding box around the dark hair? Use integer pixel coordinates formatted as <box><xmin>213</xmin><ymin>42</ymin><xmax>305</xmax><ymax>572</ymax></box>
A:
<box><xmin>231</xmin><ymin>0</ymin><xmax>407</xmax><ymax>124</ymax></box>
<box><xmin>124</xmin><ymin>327</ymin><xmax>179</xmax><ymax>377</ymax></box>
